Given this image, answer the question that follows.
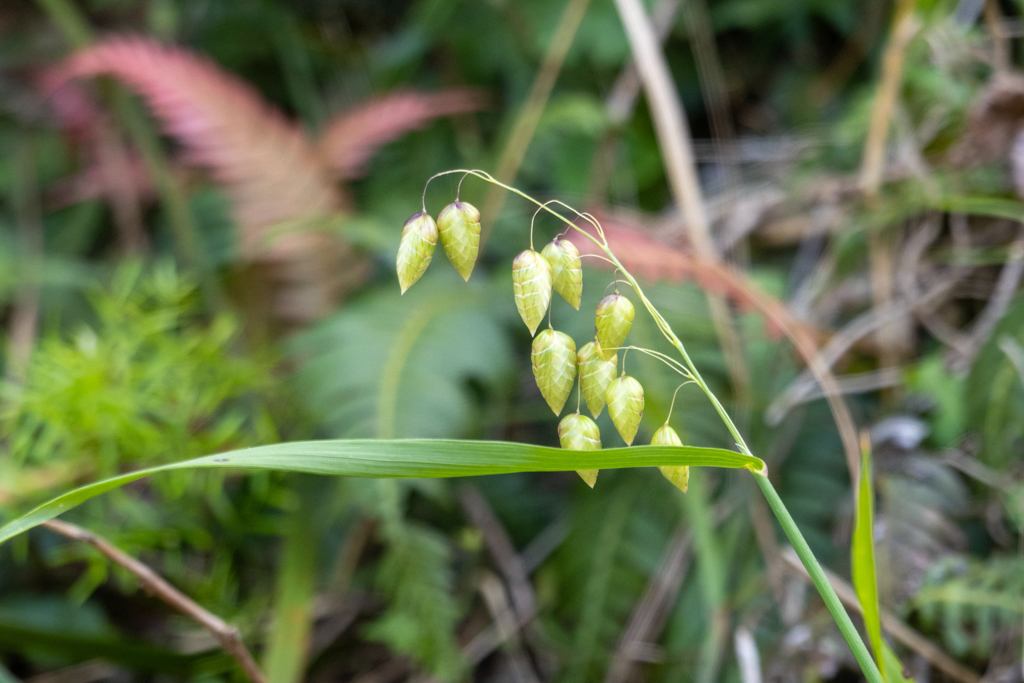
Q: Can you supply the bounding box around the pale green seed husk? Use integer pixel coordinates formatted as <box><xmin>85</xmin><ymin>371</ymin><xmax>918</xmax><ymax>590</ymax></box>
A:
<box><xmin>437</xmin><ymin>201</ymin><xmax>481</xmax><ymax>281</ymax></box>
<box><xmin>605</xmin><ymin>374</ymin><xmax>644</xmax><ymax>445</ymax></box>
<box><xmin>541</xmin><ymin>238</ymin><xmax>582</xmax><ymax>310</ymax></box>
<box><xmin>396</xmin><ymin>212</ymin><xmax>438</xmax><ymax>294</ymax></box>
<box><xmin>594</xmin><ymin>294</ymin><xmax>635</xmax><ymax>356</ymax></box>
<box><xmin>558</xmin><ymin>412</ymin><xmax>601</xmax><ymax>488</ymax></box>
<box><xmin>652</xmin><ymin>424</ymin><xmax>689</xmax><ymax>493</ymax></box>
<box><xmin>531</xmin><ymin>329</ymin><xmax>577</xmax><ymax>415</ymax></box>
<box><xmin>577</xmin><ymin>340</ymin><xmax>617</xmax><ymax>418</ymax></box>
<box><xmin>512</xmin><ymin>249</ymin><xmax>552</xmax><ymax>336</ymax></box>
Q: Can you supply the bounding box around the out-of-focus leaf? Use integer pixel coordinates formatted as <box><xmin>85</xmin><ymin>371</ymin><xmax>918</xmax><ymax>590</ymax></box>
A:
<box><xmin>0</xmin><ymin>611</ymin><xmax>228</xmax><ymax>676</ymax></box>
<box><xmin>914</xmin><ymin>555</ymin><xmax>1024</xmax><ymax>656</ymax></box>
<box><xmin>907</xmin><ymin>354</ymin><xmax>965</xmax><ymax>448</ymax></box>
<box><xmin>290</xmin><ymin>274</ymin><xmax>513</xmax><ymax>439</ymax></box>
<box><xmin>317</xmin><ymin>89</ymin><xmax>487</xmax><ymax>179</ymax></box>
<box><xmin>263</xmin><ymin>476</ymin><xmax>321</xmax><ymax>683</ymax></box>
<box><xmin>967</xmin><ymin>292</ymin><xmax>1024</xmax><ymax>467</ymax></box>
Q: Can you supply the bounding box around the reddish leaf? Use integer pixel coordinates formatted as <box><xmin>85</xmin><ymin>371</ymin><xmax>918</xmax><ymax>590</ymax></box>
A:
<box><xmin>53</xmin><ymin>36</ymin><xmax>340</xmax><ymax>257</ymax></box>
<box><xmin>568</xmin><ymin>208</ymin><xmax>822</xmax><ymax>349</ymax></box>
<box><xmin>318</xmin><ymin>89</ymin><xmax>487</xmax><ymax>179</ymax></box>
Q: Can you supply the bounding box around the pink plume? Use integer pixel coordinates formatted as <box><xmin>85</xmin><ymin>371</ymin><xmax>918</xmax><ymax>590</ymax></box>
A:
<box><xmin>318</xmin><ymin>89</ymin><xmax>487</xmax><ymax>179</ymax></box>
<box><xmin>53</xmin><ymin>36</ymin><xmax>339</xmax><ymax>259</ymax></box>
<box><xmin>568</xmin><ymin>207</ymin><xmax>822</xmax><ymax>347</ymax></box>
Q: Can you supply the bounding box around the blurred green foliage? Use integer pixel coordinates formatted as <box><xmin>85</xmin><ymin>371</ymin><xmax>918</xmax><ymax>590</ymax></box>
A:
<box><xmin>0</xmin><ymin>0</ymin><xmax>1023</xmax><ymax>680</ymax></box>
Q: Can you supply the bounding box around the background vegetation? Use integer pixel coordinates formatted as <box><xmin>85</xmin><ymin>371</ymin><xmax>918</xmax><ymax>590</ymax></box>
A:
<box><xmin>1</xmin><ymin>0</ymin><xmax>1023</xmax><ymax>681</ymax></box>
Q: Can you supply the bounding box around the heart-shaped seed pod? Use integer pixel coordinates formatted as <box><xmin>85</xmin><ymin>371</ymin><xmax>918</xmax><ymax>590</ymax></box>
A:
<box><xmin>558</xmin><ymin>412</ymin><xmax>601</xmax><ymax>488</ymax></box>
<box><xmin>532</xmin><ymin>329</ymin><xmax>577</xmax><ymax>415</ymax></box>
<box><xmin>652</xmin><ymin>424</ymin><xmax>689</xmax><ymax>493</ymax></box>
<box><xmin>396</xmin><ymin>212</ymin><xmax>439</xmax><ymax>294</ymax></box>
<box><xmin>577</xmin><ymin>340</ymin><xmax>617</xmax><ymax>418</ymax></box>
<box><xmin>437</xmin><ymin>201</ymin><xmax>481</xmax><ymax>281</ymax></box>
<box><xmin>605</xmin><ymin>374</ymin><xmax>644</xmax><ymax>445</ymax></box>
<box><xmin>594</xmin><ymin>294</ymin><xmax>635</xmax><ymax>357</ymax></box>
<box><xmin>512</xmin><ymin>249</ymin><xmax>552</xmax><ymax>336</ymax></box>
<box><xmin>541</xmin><ymin>238</ymin><xmax>582</xmax><ymax>310</ymax></box>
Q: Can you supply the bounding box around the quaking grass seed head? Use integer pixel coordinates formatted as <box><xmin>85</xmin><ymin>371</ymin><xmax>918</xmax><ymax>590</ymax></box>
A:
<box><xmin>605</xmin><ymin>374</ymin><xmax>644</xmax><ymax>445</ymax></box>
<box><xmin>396</xmin><ymin>212</ymin><xmax>438</xmax><ymax>294</ymax></box>
<box><xmin>652</xmin><ymin>424</ymin><xmax>689</xmax><ymax>493</ymax></box>
<box><xmin>437</xmin><ymin>201</ymin><xmax>481</xmax><ymax>281</ymax></box>
<box><xmin>595</xmin><ymin>293</ymin><xmax>635</xmax><ymax>356</ymax></box>
<box><xmin>558</xmin><ymin>412</ymin><xmax>601</xmax><ymax>489</ymax></box>
<box><xmin>531</xmin><ymin>329</ymin><xmax>577</xmax><ymax>415</ymax></box>
<box><xmin>577</xmin><ymin>340</ymin><xmax>617</xmax><ymax>418</ymax></box>
<box><xmin>541</xmin><ymin>238</ymin><xmax>582</xmax><ymax>310</ymax></box>
<box><xmin>512</xmin><ymin>249</ymin><xmax>552</xmax><ymax>336</ymax></box>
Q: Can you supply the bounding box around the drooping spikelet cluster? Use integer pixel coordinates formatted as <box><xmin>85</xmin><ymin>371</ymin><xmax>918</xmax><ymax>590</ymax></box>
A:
<box><xmin>397</xmin><ymin>201</ymin><xmax>481</xmax><ymax>293</ymax></box>
<box><xmin>399</xmin><ymin>187</ymin><xmax>687</xmax><ymax>492</ymax></box>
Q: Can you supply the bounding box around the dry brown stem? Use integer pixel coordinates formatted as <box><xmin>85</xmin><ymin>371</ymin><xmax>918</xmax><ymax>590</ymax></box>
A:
<box><xmin>860</xmin><ymin>0</ymin><xmax>919</xmax><ymax>377</ymax></box>
<box><xmin>572</xmin><ymin>217</ymin><xmax>863</xmax><ymax>487</ymax></box>
<box><xmin>479</xmin><ymin>0</ymin><xmax>591</xmax><ymax>240</ymax></box>
<box><xmin>983</xmin><ymin>0</ymin><xmax>1010</xmax><ymax>72</ymax></box>
<box><xmin>611</xmin><ymin>0</ymin><xmax>752</xmax><ymax>413</ymax></box>
<box><xmin>767</xmin><ymin>270</ymin><xmax>966</xmax><ymax>426</ymax></box>
<box><xmin>41</xmin><ymin>519</ymin><xmax>267</xmax><ymax>683</ymax></box>
<box><xmin>460</xmin><ymin>486</ymin><xmax>536</xmax><ymax>620</ymax></box>
<box><xmin>604</xmin><ymin>526</ymin><xmax>692</xmax><ymax>683</ymax></box>
<box><xmin>683</xmin><ymin>0</ymin><xmax>739</xmax><ymax>190</ymax></box>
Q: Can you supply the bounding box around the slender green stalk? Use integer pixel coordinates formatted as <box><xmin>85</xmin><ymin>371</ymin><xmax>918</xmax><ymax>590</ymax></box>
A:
<box><xmin>756</xmin><ymin>472</ymin><xmax>883</xmax><ymax>683</ymax></box>
<box><xmin>264</xmin><ymin>476</ymin><xmax>321</xmax><ymax>683</ymax></box>
<box><xmin>425</xmin><ymin>170</ymin><xmax>886</xmax><ymax>683</ymax></box>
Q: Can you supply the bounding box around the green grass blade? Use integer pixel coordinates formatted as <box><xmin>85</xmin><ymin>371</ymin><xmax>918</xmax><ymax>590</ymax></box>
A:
<box><xmin>264</xmin><ymin>476</ymin><xmax>321</xmax><ymax>683</ymax></box>
<box><xmin>852</xmin><ymin>439</ymin><xmax>886</xmax><ymax>680</ymax></box>
<box><xmin>0</xmin><ymin>439</ymin><xmax>764</xmax><ymax>547</ymax></box>
<box><xmin>754</xmin><ymin>472</ymin><xmax>884</xmax><ymax>683</ymax></box>
<box><xmin>883</xmin><ymin>642</ymin><xmax>914</xmax><ymax>682</ymax></box>
<box><xmin>685</xmin><ymin>469</ymin><xmax>728</xmax><ymax>683</ymax></box>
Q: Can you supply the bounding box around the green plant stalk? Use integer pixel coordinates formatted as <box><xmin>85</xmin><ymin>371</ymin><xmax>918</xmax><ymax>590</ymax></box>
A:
<box><xmin>264</xmin><ymin>476</ymin><xmax>320</xmax><ymax>683</ymax></box>
<box><xmin>685</xmin><ymin>470</ymin><xmax>728</xmax><ymax>683</ymax></box>
<box><xmin>756</xmin><ymin>472</ymin><xmax>882</xmax><ymax>683</ymax></box>
<box><xmin>425</xmin><ymin>169</ymin><xmax>885</xmax><ymax>683</ymax></box>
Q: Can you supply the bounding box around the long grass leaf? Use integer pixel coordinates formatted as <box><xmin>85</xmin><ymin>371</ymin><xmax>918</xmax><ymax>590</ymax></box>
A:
<box><xmin>0</xmin><ymin>439</ymin><xmax>764</xmax><ymax>547</ymax></box>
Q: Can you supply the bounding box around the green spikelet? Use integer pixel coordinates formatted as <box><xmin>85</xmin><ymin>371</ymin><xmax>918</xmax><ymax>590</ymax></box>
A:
<box><xmin>605</xmin><ymin>374</ymin><xmax>644</xmax><ymax>445</ymax></box>
<box><xmin>577</xmin><ymin>341</ymin><xmax>617</xmax><ymax>418</ymax></box>
<box><xmin>541</xmin><ymin>238</ymin><xmax>582</xmax><ymax>310</ymax></box>
<box><xmin>558</xmin><ymin>412</ymin><xmax>601</xmax><ymax>488</ymax></box>
<box><xmin>396</xmin><ymin>212</ymin><xmax>438</xmax><ymax>294</ymax></box>
<box><xmin>652</xmin><ymin>424</ymin><xmax>689</xmax><ymax>493</ymax></box>
<box><xmin>594</xmin><ymin>294</ymin><xmax>635</xmax><ymax>355</ymax></box>
<box><xmin>531</xmin><ymin>329</ymin><xmax>577</xmax><ymax>415</ymax></box>
<box><xmin>437</xmin><ymin>201</ymin><xmax>481</xmax><ymax>281</ymax></box>
<box><xmin>512</xmin><ymin>249</ymin><xmax>552</xmax><ymax>336</ymax></box>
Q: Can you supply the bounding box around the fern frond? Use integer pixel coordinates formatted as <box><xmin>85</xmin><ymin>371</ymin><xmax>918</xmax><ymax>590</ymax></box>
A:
<box><xmin>318</xmin><ymin>89</ymin><xmax>486</xmax><ymax>179</ymax></box>
<box><xmin>569</xmin><ymin>209</ymin><xmax>822</xmax><ymax>348</ymax></box>
<box><xmin>57</xmin><ymin>37</ymin><xmax>339</xmax><ymax>244</ymax></box>
<box><xmin>53</xmin><ymin>37</ymin><xmax>358</xmax><ymax>322</ymax></box>
<box><xmin>289</xmin><ymin>272</ymin><xmax>512</xmax><ymax>439</ymax></box>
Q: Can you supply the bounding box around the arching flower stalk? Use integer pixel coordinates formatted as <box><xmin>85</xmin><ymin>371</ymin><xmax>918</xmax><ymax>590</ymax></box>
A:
<box><xmin>397</xmin><ymin>168</ymin><xmax>885</xmax><ymax>683</ymax></box>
